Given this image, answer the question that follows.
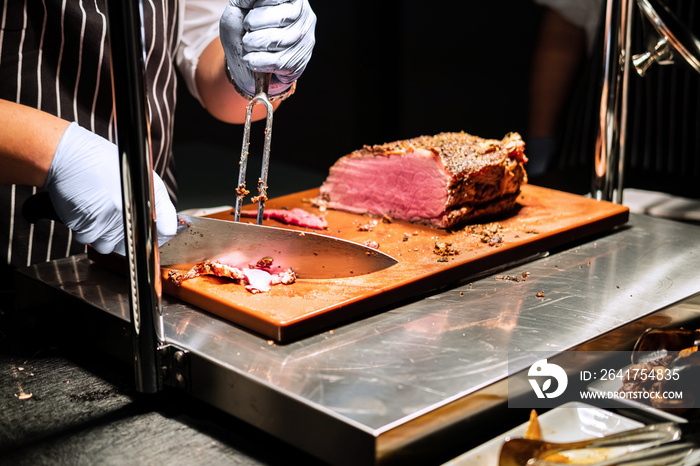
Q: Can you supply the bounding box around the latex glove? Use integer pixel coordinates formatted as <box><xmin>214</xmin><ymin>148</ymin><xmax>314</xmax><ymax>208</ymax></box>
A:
<box><xmin>220</xmin><ymin>0</ymin><xmax>316</xmax><ymax>99</ymax></box>
<box><xmin>44</xmin><ymin>122</ymin><xmax>177</xmax><ymax>255</ymax></box>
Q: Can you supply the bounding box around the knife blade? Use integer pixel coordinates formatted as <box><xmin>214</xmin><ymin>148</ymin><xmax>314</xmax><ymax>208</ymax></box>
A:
<box><xmin>160</xmin><ymin>215</ymin><xmax>398</xmax><ymax>279</ymax></box>
<box><xmin>22</xmin><ymin>193</ymin><xmax>398</xmax><ymax>279</ymax></box>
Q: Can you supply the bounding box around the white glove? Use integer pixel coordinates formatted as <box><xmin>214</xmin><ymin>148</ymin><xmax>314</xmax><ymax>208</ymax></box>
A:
<box><xmin>44</xmin><ymin>122</ymin><xmax>177</xmax><ymax>255</ymax></box>
<box><xmin>220</xmin><ymin>0</ymin><xmax>316</xmax><ymax>99</ymax></box>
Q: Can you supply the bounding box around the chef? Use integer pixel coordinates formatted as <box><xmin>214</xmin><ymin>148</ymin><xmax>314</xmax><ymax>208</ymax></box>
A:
<box><xmin>0</xmin><ymin>0</ymin><xmax>316</xmax><ymax>304</ymax></box>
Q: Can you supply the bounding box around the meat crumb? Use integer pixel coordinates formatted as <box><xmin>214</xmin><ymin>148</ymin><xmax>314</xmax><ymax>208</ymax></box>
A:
<box><xmin>536</xmin><ymin>291</ymin><xmax>545</xmax><ymax>298</ymax></box>
<box><xmin>270</xmin><ymin>269</ymin><xmax>297</xmax><ymax>286</ymax></box>
<box><xmin>488</xmin><ymin>234</ymin><xmax>503</xmax><ymax>246</ymax></box>
<box><xmin>357</xmin><ymin>219</ymin><xmax>379</xmax><ymax>231</ymax></box>
<box><xmin>434</xmin><ymin>240</ymin><xmax>459</xmax><ymax>257</ymax></box>
<box><xmin>495</xmin><ymin>271</ymin><xmax>530</xmax><ymax>282</ymax></box>
<box><xmin>363</xmin><ymin>240</ymin><xmax>380</xmax><ymax>249</ymax></box>
<box><xmin>496</xmin><ymin>275</ymin><xmax>522</xmax><ymax>282</ymax></box>
<box><xmin>467</xmin><ymin>223</ymin><xmax>505</xmax><ymax>246</ymax></box>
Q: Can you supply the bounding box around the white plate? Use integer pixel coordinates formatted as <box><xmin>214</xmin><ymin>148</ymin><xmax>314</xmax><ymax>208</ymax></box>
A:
<box><xmin>443</xmin><ymin>402</ymin><xmax>644</xmax><ymax>466</ymax></box>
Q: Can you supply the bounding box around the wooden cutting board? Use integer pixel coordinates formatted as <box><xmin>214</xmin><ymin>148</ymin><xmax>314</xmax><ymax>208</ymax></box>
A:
<box><xmin>160</xmin><ymin>184</ymin><xmax>629</xmax><ymax>342</ymax></box>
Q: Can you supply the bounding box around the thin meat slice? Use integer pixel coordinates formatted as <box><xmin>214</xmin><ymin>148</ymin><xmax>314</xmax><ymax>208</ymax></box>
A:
<box><xmin>240</xmin><ymin>207</ymin><xmax>327</xmax><ymax>230</ymax></box>
<box><xmin>167</xmin><ymin>260</ymin><xmax>297</xmax><ymax>294</ymax></box>
<box><xmin>168</xmin><ymin>260</ymin><xmax>245</xmax><ymax>286</ymax></box>
<box><xmin>315</xmin><ymin>132</ymin><xmax>527</xmax><ymax>229</ymax></box>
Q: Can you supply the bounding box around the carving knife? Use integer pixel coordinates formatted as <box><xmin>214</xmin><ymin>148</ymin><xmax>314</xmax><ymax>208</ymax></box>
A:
<box><xmin>154</xmin><ymin>215</ymin><xmax>397</xmax><ymax>279</ymax></box>
<box><xmin>22</xmin><ymin>193</ymin><xmax>398</xmax><ymax>279</ymax></box>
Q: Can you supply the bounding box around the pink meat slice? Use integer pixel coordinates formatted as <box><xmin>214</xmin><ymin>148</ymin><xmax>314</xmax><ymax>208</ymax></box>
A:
<box><xmin>240</xmin><ymin>207</ymin><xmax>327</xmax><ymax>230</ymax></box>
<box><xmin>319</xmin><ymin>147</ymin><xmax>451</xmax><ymax>221</ymax></box>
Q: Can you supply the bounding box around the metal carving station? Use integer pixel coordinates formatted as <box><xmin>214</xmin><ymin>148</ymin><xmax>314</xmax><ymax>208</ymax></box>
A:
<box><xmin>8</xmin><ymin>0</ymin><xmax>700</xmax><ymax>464</ymax></box>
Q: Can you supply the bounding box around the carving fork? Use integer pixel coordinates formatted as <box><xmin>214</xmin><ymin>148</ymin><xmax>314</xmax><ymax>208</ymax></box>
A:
<box><xmin>234</xmin><ymin>72</ymin><xmax>273</xmax><ymax>224</ymax></box>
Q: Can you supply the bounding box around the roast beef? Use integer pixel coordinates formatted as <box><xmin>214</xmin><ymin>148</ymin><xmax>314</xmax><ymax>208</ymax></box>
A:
<box><xmin>316</xmin><ymin>132</ymin><xmax>528</xmax><ymax>229</ymax></box>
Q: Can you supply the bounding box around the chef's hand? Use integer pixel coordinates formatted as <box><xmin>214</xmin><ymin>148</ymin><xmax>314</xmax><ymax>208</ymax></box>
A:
<box><xmin>220</xmin><ymin>0</ymin><xmax>316</xmax><ymax>99</ymax></box>
<box><xmin>44</xmin><ymin>122</ymin><xmax>177</xmax><ymax>255</ymax></box>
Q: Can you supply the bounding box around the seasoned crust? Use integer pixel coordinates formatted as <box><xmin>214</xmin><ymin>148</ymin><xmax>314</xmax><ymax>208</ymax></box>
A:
<box><xmin>356</xmin><ymin>131</ymin><xmax>527</xmax><ymax>177</ymax></box>
<box><xmin>441</xmin><ymin>190</ymin><xmax>521</xmax><ymax>230</ymax></box>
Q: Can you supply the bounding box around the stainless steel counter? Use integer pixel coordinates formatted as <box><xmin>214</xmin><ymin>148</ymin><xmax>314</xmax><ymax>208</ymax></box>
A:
<box><xmin>15</xmin><ymin>213</ymin><xmax>700</xmax><ymax>464</ymax></box>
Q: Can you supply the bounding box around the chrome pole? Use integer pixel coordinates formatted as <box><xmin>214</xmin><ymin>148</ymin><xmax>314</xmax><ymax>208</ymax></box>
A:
<box><xmin>105</xmin><ymin>0</ymin><xmax>163</xmax><ymax>394</ymax></box>
<box><xmin>592</xmin><ymin>0</ymin><xmax>634</xmax><ymax>203</ymax></box>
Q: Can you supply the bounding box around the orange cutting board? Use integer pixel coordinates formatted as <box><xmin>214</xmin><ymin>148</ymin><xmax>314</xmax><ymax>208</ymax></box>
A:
<box><xmin>160</xmin><ymin>184</ymin><xmax>629</xmax><ymax>342</ymax></box>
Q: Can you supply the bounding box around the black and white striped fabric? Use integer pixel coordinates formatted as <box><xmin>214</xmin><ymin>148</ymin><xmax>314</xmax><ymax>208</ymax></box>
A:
<box><xmin>0</xmin><ymin>0</ymin><xmax>222</xmax><ymax>276</ymax></box>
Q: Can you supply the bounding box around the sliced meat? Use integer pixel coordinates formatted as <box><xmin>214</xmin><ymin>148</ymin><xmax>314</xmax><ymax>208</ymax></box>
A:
<box><xmin>168</xmin><ymin>260</ymin><xmax>296</xmax><ymax>293</ymax></box>
<box><xmin>240</xmin><ymin>207</ymin><xmax>327</xmax><ymax>230</ymax></box>
<box><xmin>168</xmin><ymin>260</ymin><xmax>245</xmax><ymax>286</ymax></box>
<box><xmin>316</xmin><ymin>132</ymin><xmax>527</xmax><ymax>229</ymax></box>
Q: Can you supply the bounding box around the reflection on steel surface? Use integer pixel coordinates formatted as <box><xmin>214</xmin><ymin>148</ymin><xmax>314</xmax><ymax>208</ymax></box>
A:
<box><xmin>593</xmin><ymin>0</ymin><xmax>632</xmax><ymax>204</ymax></box>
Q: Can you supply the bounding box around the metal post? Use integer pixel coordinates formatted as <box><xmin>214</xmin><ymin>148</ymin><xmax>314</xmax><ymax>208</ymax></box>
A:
<box><xmin>105</xmin><ymin>0</ymin><xmax>163</xmax><ymax>394</ymax></box>
<box><xmin>592</xmin><ymin>0</ymin><xmax>634</xmax><ymax>203</ymax></box>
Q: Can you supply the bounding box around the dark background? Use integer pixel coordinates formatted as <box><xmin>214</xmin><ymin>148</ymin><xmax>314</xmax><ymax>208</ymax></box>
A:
<box><xmin>172</xmin><ymin>1</ymin><xmax>545</xmax><ymax>210</ymax></box>
<box><xmin>172</xmin><ymin>0</ymin><xmax>700</xmax><ymax>209</ymax></box>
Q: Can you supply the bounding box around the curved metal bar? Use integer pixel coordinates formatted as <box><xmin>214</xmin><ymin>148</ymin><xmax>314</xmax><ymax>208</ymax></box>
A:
<box><xmin>635</xmin><ymin>0</ymin><xmax>700</xmax><ymax>75</ymax></box>
<box><xmin>106</xmin><ymin>0</ymin><xmax>163</xmax><ymax>394</ymax></box>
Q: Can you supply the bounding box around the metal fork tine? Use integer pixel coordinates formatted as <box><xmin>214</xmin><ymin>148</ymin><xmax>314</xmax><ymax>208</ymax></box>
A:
<box><xmin>234</xmin><ymin>72</ymin><xmax>273</xmax><ymax>225</ymax></box>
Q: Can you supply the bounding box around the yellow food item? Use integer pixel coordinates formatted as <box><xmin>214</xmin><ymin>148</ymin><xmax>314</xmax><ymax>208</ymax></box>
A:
<box><xmin>524</xmin><ymin>409</ymin><xmax>541</xmax><ymax>440</ymax></box>
<box><xmin>524</xmin><ymin>411</ymin><xmax>573</xmax><ymax>463</ymax></box>
<box><xmin>543</xmin><ymin>453</ymin><xmax>572</xmax><ymax>463</ymax></box>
